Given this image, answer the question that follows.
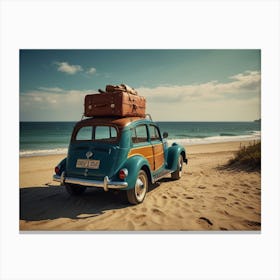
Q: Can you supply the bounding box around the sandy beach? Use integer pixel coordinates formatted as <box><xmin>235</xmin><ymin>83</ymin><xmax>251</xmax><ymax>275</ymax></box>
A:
<box><xmin>19</xmin><ymin>141</ymin><xmax>261</xmax><ymax>231</ymax></box>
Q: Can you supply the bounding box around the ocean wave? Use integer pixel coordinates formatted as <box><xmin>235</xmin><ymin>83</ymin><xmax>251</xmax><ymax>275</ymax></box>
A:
<box><xmin>175</xmin><ymin>134</ymin><xmax>208</xmax><ymax>138</ymax></box>
<box><xmin>20</xmin><ymin>131</ymin><xmax>261</xmax><ymax>157</ymax></box>
<box><xmin>167</xmin><ymin>131</ymin><xmax>261</xmax><ymax>146</ymax></box>
<box><xmin>219</xmin><ymin>133</ymin><xmax>237</xmax><ymax>136</ymax></box>
<box><xmin>20</xmin><ymin>148</ymin><xmax>68</xmax><ymax>157</ymax></box>
<box><xmin>250</xmin><ymin>130</ymin><xmax>261</xmax><ymax>136</ymax></box>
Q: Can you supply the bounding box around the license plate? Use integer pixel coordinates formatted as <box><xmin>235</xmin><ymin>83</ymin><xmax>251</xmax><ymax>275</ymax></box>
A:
<box><xmin>76</xmin><ymin>159</ymin><xmax>100</xmax><ymax>169</ymax></box>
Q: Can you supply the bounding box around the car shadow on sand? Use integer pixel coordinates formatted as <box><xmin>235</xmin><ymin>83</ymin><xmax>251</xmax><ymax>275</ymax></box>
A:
<box><xmin>20</xmin><ymin>185</ymin><xmax>131</xmax><ymax>222</ymax></box>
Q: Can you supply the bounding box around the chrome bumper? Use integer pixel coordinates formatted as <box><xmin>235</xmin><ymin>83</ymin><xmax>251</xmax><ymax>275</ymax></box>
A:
<box><xmin>53</xmin><ymin>173</ymin><xmax>128</xmax><ymax>192</ymax></box>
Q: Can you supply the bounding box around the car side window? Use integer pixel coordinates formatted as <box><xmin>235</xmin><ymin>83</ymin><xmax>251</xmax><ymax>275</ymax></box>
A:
<box><xmin>149</xmin><ymin>125</ymin><xmax>161</xmax><ymax>141</ymax></box>
<box><xmin>132</xmin><ymin>125</ymin><xmax>148</xmax><ymax>143</ymax></box>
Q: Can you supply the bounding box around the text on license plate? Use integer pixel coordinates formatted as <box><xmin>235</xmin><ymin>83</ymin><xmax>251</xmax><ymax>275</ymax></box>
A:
<box><xmin>76</xmin><ymin>159</ymin><xmax>100</xmax><ymax>169</ymax></box>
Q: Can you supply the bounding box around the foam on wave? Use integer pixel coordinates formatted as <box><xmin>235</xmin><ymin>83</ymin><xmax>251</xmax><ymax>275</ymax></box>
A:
<box><xmin>20</xmin><ymin>148</ymin><xmax>68</xmax><ymax>157</ymax></box>
<box><xmin>167</xmin><ymin>131</ymin><xmax>261</xmax><ymax>146</ymax></box>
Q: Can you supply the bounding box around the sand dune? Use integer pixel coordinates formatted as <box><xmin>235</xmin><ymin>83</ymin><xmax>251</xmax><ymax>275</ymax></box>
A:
<box><xmin>20</xmin><ymin>141</ymin><xmax>261</xmax><ymax>231</ymax></box>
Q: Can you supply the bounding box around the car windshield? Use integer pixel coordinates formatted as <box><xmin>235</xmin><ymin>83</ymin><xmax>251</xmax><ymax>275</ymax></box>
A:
<box><xmin>74</xmin><ymin>125</ymin><xmax>118</xmax><ymax>143</ymax></box>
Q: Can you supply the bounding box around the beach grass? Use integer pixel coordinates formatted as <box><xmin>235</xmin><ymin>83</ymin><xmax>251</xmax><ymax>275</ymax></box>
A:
<box><xmin>228</xmin><ymin>141</ymin><xmax>261</xmax><ymax>171</ymax></box>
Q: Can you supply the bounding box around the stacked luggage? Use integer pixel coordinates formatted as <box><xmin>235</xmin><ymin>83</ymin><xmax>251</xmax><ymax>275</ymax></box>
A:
<box><xmin>84</xmin><ymin>84</ymin><xmax>146</xmax><ymax>118</ymax></box>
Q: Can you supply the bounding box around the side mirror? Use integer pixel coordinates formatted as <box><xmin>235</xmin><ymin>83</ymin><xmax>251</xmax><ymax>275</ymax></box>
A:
<box><xmin>163</xmin><ymin>132</ymin><xmax>168</xmax><ymax>138</ymax></box>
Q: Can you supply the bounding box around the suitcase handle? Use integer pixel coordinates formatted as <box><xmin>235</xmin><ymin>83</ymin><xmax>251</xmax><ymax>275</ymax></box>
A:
<box><xmin>94</xmin><ymin>104</ymin><xmax>107</xmax><ymax>108</ymax></box>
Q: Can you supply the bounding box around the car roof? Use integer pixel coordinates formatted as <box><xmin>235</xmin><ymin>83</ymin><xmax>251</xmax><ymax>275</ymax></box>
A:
<box><xmin>76</xmin><ymin>116</ymin><xmax>153</xmax><ymax>129</ymax></box>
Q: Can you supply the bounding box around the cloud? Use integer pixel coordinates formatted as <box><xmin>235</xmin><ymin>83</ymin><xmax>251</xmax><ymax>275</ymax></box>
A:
<box><xmin>86</xmin><ymin>67</ymin><xmax>97</xmax><ymax>75</ymax></box>
<box><xmin>20</xmin><ymin>70</ymin><xmax>260</xmax><ymax>121</ymax></box>
<box><xmin>228</xmin><ymin>70</ymin><xmax>261</xmax><ymax>91</ymax></box>
<box><xmin>21</xmin><ymin>88</ymin><xmax>90</xmax><ymax>108</ymax></box>
<box><xmin>37</xmin><ymin>87</ymin><xmax>65</xmax><ymax>93</ymax></box>
<box><xmin>21</xmin><ymin>88</ymin><xmax>92</xmax><ymax>105</ymax></box>
<box><xmin>20</xmin><ymin>87</ymin><xmax>94</xmax><ymax>120</ymax></box>
<box><xmin>55</xmin><ymin>61</ymin><xmax>83</xmax><ymax>75</ymax></box>
<box><xmin>134</xmin><ymin>70</ymin><xmax>260</xmax><ymax>121</ymax></box>
<box><xmin>54</xmin><ymin>61</ymin><xmax>97</xmax><ymax>76</ymax></box>
<box><xmin>137</xmin><ymin>70</ymin><xmax>261</xmax><ymax>103</ymax></box>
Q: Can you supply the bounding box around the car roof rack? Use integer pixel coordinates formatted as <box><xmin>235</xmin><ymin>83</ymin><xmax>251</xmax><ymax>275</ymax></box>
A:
<box><xmin>145</xmin><ymin>114</ymin><xmax>153</xmax><ymax>121</ymax></box>
<box><xmin>82</xmin><ymin>113</ymin><xmax>153</xmax><ymax>121</ymax></box>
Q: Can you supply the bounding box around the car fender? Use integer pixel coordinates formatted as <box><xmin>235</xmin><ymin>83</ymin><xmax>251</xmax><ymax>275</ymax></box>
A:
<box><xmin>120</xmin><ymin>155</ymin><xmax>152</xmax><ymax>190</ymax></box>
<box><xmin>56</xmin><ymin>157</ymin><xmax>67</xmax><ymax>175</ymax></box>
<box><xmin>167</xmin><ymin>143</ymin><xmax>186</xmax><ymax>171</ymax></box>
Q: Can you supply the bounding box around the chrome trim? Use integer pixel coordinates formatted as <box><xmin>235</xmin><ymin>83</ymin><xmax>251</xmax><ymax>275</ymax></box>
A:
<box><xmin>86</xmin><ymin>151</ymin><xmax>93</xmax><ymax>159</ymax></box>
<box><xmin>103</xmin><ymin>176</ymin><xmax>109</xmax><ymax>192</ymax></box>
<box><xmin>53</xmin><ymin>174</ymin><xmax>128</xmax><ymax>191</ymax></box>
<box><xmin>61</xmin><ymin>171</ymin><xmax>66</xmax><ymax>184</ymax></box>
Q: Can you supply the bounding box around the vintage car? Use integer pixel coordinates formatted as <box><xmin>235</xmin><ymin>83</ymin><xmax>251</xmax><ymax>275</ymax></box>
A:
<box><xmin>53</xmin><ymin>116</ymin><xmax>188</xmax><ymax>204</ymax></box>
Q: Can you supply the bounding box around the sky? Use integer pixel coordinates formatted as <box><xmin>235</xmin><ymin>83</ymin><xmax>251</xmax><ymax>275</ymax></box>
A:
<box><xmin>20</xmin><ymin>50</ymin><xmax>261</xmax><ymax>121</ymax></box>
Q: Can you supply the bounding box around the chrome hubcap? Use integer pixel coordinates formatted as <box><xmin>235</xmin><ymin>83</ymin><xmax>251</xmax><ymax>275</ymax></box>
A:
<box><xmin>135</xmin><ymin>174</ymin><xmax>146</xmax><ymax>201</ymax></box>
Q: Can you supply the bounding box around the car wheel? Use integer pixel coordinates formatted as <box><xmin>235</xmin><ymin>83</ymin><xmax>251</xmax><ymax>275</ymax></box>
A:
<box><xmin>127</xmin><ymin>170</ymin><xmax>148</xmax><ymax>204</ymax></box>
<box><xmin>65</xmin><ymin>184</ymin><xmax>86</xmax><ymax>196</ymax></box>
<box><xmin>171</xmin><ymin>154</ymin><xmax>183</xmax><ymax>180</ymax></box>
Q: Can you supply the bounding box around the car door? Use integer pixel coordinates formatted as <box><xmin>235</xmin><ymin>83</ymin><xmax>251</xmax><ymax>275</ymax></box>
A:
<box><xmin>148</xmin><ymin>124</ymin><xmax>165</xmax><ymax>171</ymax></box>
<box><xmin>128</xmin><ymin>124</ymin><xmax>155</xmax><ymax>170</ymax></box>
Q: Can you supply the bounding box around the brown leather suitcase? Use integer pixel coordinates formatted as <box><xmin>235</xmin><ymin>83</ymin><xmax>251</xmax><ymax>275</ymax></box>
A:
<box><xmin>84</xmin><ymin>92</ymin><xmax>146</xmax><ymax>117</ymax></box>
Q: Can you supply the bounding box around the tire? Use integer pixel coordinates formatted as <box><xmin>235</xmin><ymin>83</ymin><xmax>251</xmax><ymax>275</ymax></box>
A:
<box><xmin>65</xmin><ymin>184</ymin><xmax>86</xmax><ymax>196</ymax></box>
<box><xmin>171</xmin><ymin>154</ymin><xmax>183</xmax><ymax>180</ymax></box>
<box><xmin>127</xmin><ymin>170</ymin><xmax>148</xmax><ymax>204</ymax></box>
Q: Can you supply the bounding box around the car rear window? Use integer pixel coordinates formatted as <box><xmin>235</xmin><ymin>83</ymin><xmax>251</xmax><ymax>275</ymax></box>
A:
<box><xmin>75</xmin><ymin>126</ymin><xmax>93</xmax><ymax>141</ymax></box>
<box><xmin>74</xmin><ymin>125</ymin><xmax>118</xmax><ymax>142</ymax></box>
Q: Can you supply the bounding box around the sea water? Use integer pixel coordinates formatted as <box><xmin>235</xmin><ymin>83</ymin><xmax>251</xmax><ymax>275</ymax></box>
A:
<box><xmin>20</xmin><ymin>121</ymin><xmax>261</xmax><ymax>157</ymax></box>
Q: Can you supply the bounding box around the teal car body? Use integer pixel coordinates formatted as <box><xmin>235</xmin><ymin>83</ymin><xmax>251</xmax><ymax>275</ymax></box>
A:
<box><xmin>53</xmin><ymin>116</ymin><xmax>188</xmax><ymax>204</ymax></box>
